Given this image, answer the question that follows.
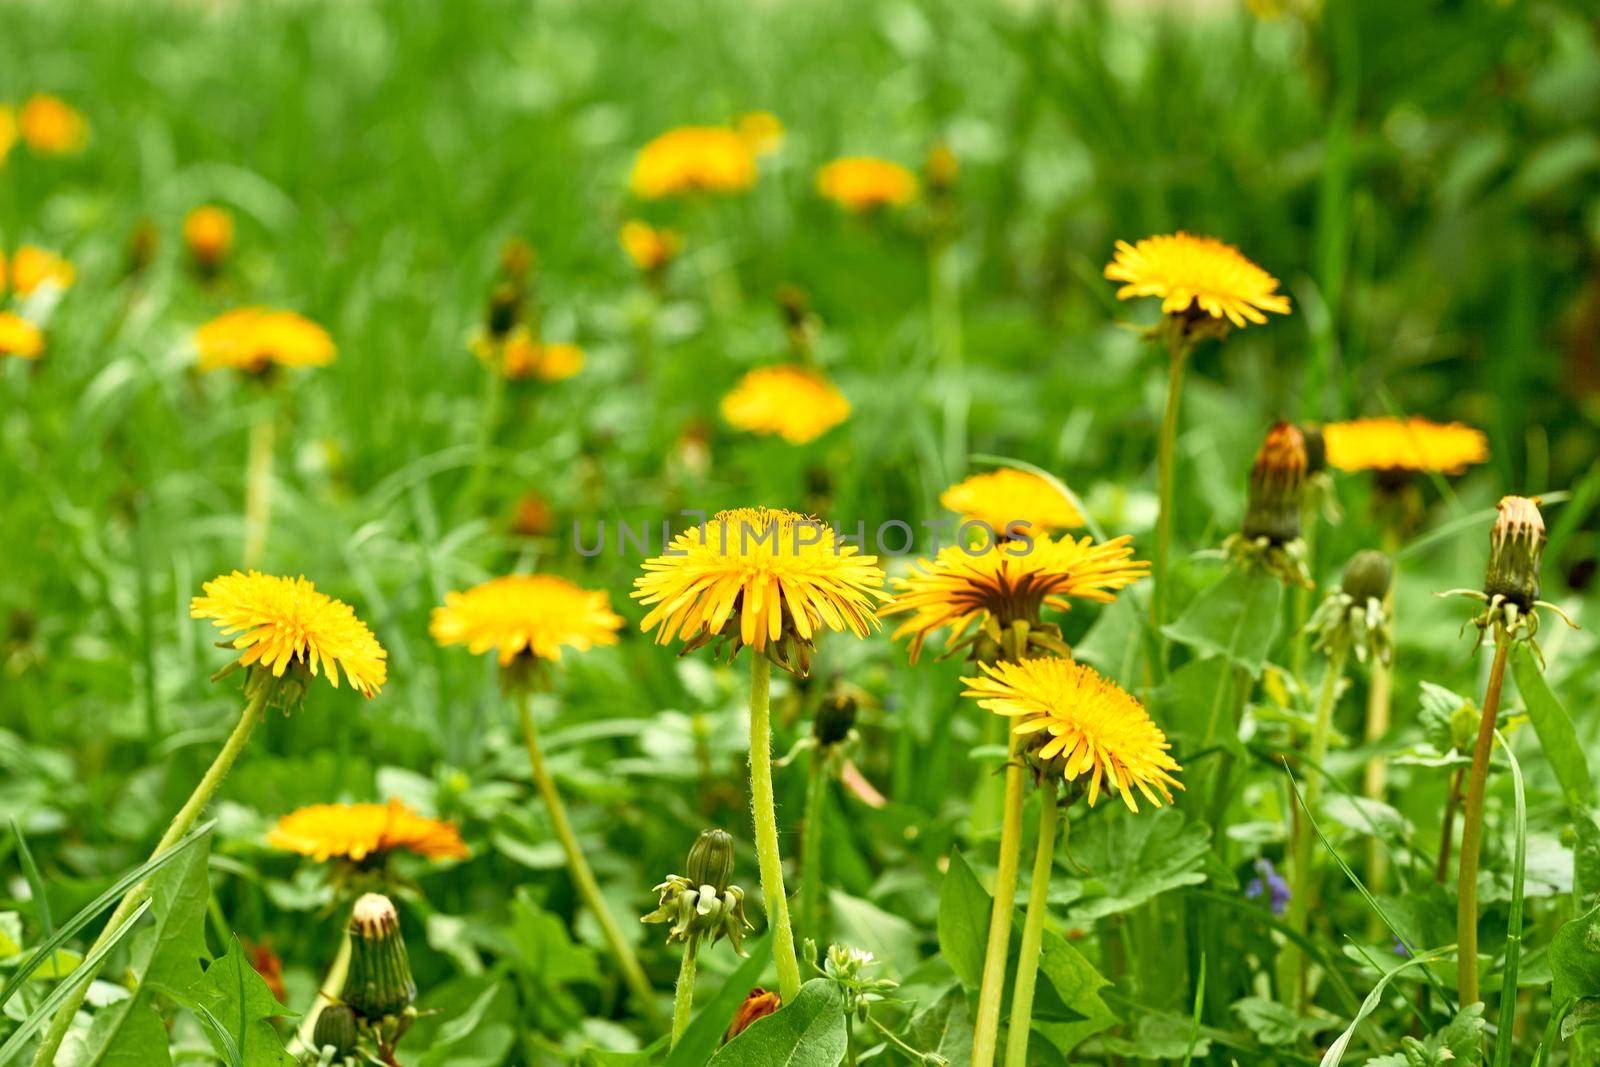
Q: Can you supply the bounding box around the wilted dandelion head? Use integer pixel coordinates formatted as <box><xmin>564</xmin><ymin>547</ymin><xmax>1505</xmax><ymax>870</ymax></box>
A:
<box><xmin>0</xmin><ymin>312</ymin><xmax>44</xmax><ymax>360</ymax></box>
<box><xmin>735</xmin><ymin>111</ymin><xmax>785</xmax><ymax>157</ymax></box>
<box><xmin>880</xmin><ymin>535</ymin><xmax>1148</xmax><ymax>663</ymax></box>
<box><xmin>633</xmin><ymin>507</ymin><xmax>886</xmax><ymax>673</ymax></box>
<box><xmin>430</xmin><ymin>574</ymin><xmax>623</xmax><ymax>667</ymax></box>
<box><xmin>195</xmin><ymin>307</ymin><xmax>335</xmax><ymax>374</ymax></box>
<box><xmin>1104</xmin><ymin>232</ymin><xmax>1290</xmax><ymax>328</ymax></box>
<box><xmin>19</xmin><ymin>95</ymin><xmax>88</xmax><ymax>155</ymax></box>
<box><xmin>4</xmin><ymin>246</ymin><xmax>75</xmax><ymax>297</ymax></box>
<box><xmin>940</xmin><ymin>468</ymin><xmax>1083</xmax><ymax>537</ymax></box>
<box><xmin>962</xmin><ymin>657</ymin><xmax>1182</xmax><ymax>811</ymax></box>
<box><xmin>1241</xmin><ymin>421</ymin><xmax>1307</xmax><ymax>545</ymax></box>
<box><xmin>816</xmin><ymin>157</ymin><xmax>918</xmax><ymax>213</ymax></box>
<box><xmin>1323</xmin><ymin>416</ymin><xmax>1488</xmax><ymax>475</ymax></box>
<box><xmin>630</xmin><ymin>126</ymin><xmax>757</xmax><ymax>199</ymax></box>
<box><xmin>720</xmin><ymin>365</ymin><xmax>850</xmax><ymax>445</ymax></box>
<box><xmin>191</xmin><ymin>570</ymin><xmax>387</xmax><ymax>697</ymax></box>
<box><xmin>184</xmin><ymin>205</ymin><xmax>234</xmax><ymax>270</ymax></box>
<box><xmin>268</xmin><ymin>798</ymin><xmax>468</xmax><ymax>864</ymax></box>
<box><xmin>620</xmin><ymin>220</ymin><xmax>681</xmax><ymax>273</ymax></box>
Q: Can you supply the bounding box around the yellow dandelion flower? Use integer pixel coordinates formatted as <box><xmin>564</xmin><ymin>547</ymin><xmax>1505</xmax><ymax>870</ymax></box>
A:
<box><xmin>190</xmin><ymin>571</ymin><xmax>387</xmax><ymax>696</ymax></box>
<box><xmin>19</xmin><ymin>94</ymin><xmax>88</xmax><ymax>155</ymax></box>
<box><xmin>940</xmin><ymin>469</ymin><xmax>1083</xmax><ymax>537</ymax></box>
<box><xmin>721</xmin><ymin>365</ymin><xmax>850</xmax><ymax>445</ymax></box>
<box><xmin>620</xmin><ymin>220</ymin><xmax>681</xmax><ymax>273</ymax></box>
<box><xmin>736</xmin><ymin>111</ymin><xmax>785</xmax><ymax>157</ymax></box>
<box><xmin>194</xmin><ymin>307</ymin><xmax>336</xmax><ymax>374</ymax></box>
<box><xmin>630</xmin><ymin>126</ymin><xmax>757</xmax><ymax>199</ymax></box>
<box><xmin>0</xmin><ymin>312</ymin><xmax>44</xmax><ymax>360</ymax></box>
<box><xmin>430</xmin><ymin>574</ymin><xmax>623</xmax><ymax>666</ymax></box>
<box><xmin>881</xmin><ymin>535</ymin><xmax>1148</xmax><ymax>663</ymax></box>
<box><xmin>0</xmin><ymin>106</ymin><xmax>16</xmax><ymax>165</ymax></box>
<box><xmin>963</xmin><ymin>657</ymin><xmax>1182</xmax><ymax>811</ymax></box>
<box><xmin>816</xmin><ymin>157</ymin><xmax>918</xmax><ymax>213</ymax></box>
<box><xmin>1105</xmin><ymin>232</ymin><xmax>1291</xmax><ymax>328</ymax></box>
<box><xmin>268</xmin><ymin>799</ymin><xmax>469</xmax><ymax>863</ymax></box>
<box><xmin>1322</xmin><ymin>416</ymin><xmax>1489</xmax><ymax>475</ymax></box>
<box><xmin>633</xmin><ymin>507</ymin><xmax>886</xmax><ymax>667</ymax></box>
<box><xmin>5</xmin><ymin>246</ymin><xmax>75</xmax><ymax>297</ymax></box>
<box><xmin>184</xmin><ymin>205</ymin><xmax>234</xmax><ymax>270</ymax></box>
<box><xmin>495</xmin><ymin>327</ymin><xmax>583</xmax><ymax>381</ymax></box>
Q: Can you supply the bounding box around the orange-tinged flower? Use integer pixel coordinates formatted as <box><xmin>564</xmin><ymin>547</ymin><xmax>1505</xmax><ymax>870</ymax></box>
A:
<box><xmin>195</xmin><ymin>307</ymin><xmax>336</xmax><ymax>374</ymax></box>
<box><xmin>940</xmin><ymin>469</ymin><xmax>1083</xmax><ymax>536</ymax></box>
<box><xmin>243</xmin><ymin>940</ymin><xmax>287</xmax><ymax>1004</ymax></box>
<box><xmin>19</xmin><ymin>95</ymin><xmax>88</xmax><ymax>155</ymax></box>
<box><xmin>5</xmin><ymin>246</ymin><xmax>76</xmax><ymax>297</ymax></box>
<box><xmin>1322</xmin><ymin>416</ymin><xmax>1489</xmax><ymax>475</ymax></box>
<box><xmin>727</xmin><ymin>987</ymin><xmax>782</xmax><ymax>1039</ymax></box>
<box><xmin>1105</xmin><ymin>232</ymin><xmax>1290</xmax><ymax>328</ymax></box>
<box><xmin>191</xmin><ymin>571</ymin><xmax>387</xmax><ymax>696</ymax></box>
<box><xmin>430</xmin><ymin>575</ymin><xmax>623</xmax><ymax>666</ymax></box>
<box><xmin>184</xmin><ymin>205</ymin><xmax>234</xmax><ymax>270</ymax></box>
<box><xmin>963</xmin><ymin>657</ymin><xmax>1182</xmax><ymax>810</ymax></box>
<box><xmin>268</xmin><ymin>799</ymin><xmax>468</xmax><ymax>863</ymax></box>
<box><xmin>816</xmin><ymin>157</ymin><xmax>918</xmax><ymax>212</ymax></box>
<box><xmin>0</xmin><ymin>312</ymin><xmax>44</xmax><ymax>360</ymax></box>
<box><xmin>0</xmin><ymin>106</ymin><xmax>16</xmax><ymax>165</ymax></box>
<box><xmin>498</xmin><ymin>328</ymin><xmax>583</xmax><ymax>381</ymax></box>
<box><xmin>630</xmin><ymin>126</ymin><xmax>757</xmax><ymax>199</ymax></box>
<box><xmin>721</xmin><ymin>365</ymin><xmax>849</xmax><ymax>445</ymax></box>
<box><xmin>620</xmin><ymin>220</ymin><xmax>681</xmax><ymax>273</ymax></box>
<box><xmin>735</xmin><ymin>111</ymin><xmax>785</xmax><ymax>157</ymax></box>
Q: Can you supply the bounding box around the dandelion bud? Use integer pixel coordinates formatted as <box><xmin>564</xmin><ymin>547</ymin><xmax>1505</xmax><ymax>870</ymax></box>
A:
<box><xmin>312</xmin><ymin>1003</ymin><xmax>359</xmax><ymax>1056</ymax></box>
<box><xmin>925</xmin><ymin>142</ymin><xmax>958</xmax><ymax>195</ymax></box>
<box><xmin>1484</xmin><ymin>495</ymin><xmax>1545</xmax><ymax>609</ymax></box>
<box><xmin>183</xmin><ymin>205</ymin><xmax>233</xmax><ymax>275</ymax></box>
<box><xmin>1240</xmin><ymin>422</ymin><xmax>1307</xmax><ymax>545</ymax></box>
<box><xmin>814</xmin><ymin>690</ymin><xmax>857</xmax><ymax>746</ymax></box>
<box><xmin>686</xmin><ymin>829</ymin><xmax>735</xmax><ymax>895</ymax></box>
<box><xmin>485</xmin><ymin>282</ymin><xmax>522</xmax><ymax>340</ymax></box>
<box><xmin>726</xmin><ymin>987</ymin><xmax>781</xmax><ymax>1041</ymax></box>
<box><xmin>1340</xmin><ymin>550</ymin><xmax>1392</xmax><ymax>604</ymax></box>
<box><xmin>344</xmin><ymin>893</ymin><xmax>416</xmax><ymax>1022</ymax></box>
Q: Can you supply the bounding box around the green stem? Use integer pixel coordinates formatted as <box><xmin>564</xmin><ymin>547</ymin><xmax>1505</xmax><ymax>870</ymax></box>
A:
<box><xmin>802</xmin><ymin>746</ymin><xmax>830</xmax><ymax>947</ymax></box>
<box><xmin>748</xmin><ymin>655</ymin><xmax>802</xmax><ymax>1002</ymax></box>
<box><xmin>1005</xmin><ymin>782</ymin><xmax>1060</xmax><ymax>1067</ymax></box>
<box><xmin>1457</xmin><ymin>632</ymin><xmax>1512</xmax><ymax>1008</ymax></box>
<box><xmin>670</xmin><ymin>938</ymin><xmax>698</xmax><ymax>1048</ymax></box>
<box><xmin>31</xmin><ymin>687</ymin><xmax>269</xmax><ymax>1067</ymax></box>
<box><xmin>972</xmin><ymin>729</ymin><xmax>1027</xmax><ymax>1067</ymax></box>
<box><xmin>1151</xmin><ymin>342</ymin><xmax>1189</xmax><ymax>669</ymax></box>
<box><xmin>1280</xmin><ymin>642</ymin><xmax>1349</xmax><ymax>1009</ymax></box>
<box><xmin>929</xmin><ymin>231</ymin><xmax>966</xmax><ymax>478</ymax></box>
<box><xmin>243</xmin><ymin>402</ymin><xmax>276</xmax><ymax>569</ymax></box>
<box><xmin>515</xmin><ymin>690</ymin><xmax>661</xmax><ymax>1021</ymax></box>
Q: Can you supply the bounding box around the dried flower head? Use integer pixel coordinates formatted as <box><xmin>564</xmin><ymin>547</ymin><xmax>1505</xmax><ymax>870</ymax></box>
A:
<box><xmin>631</xmin><ymin>126</ymin><xmax>757</xmax><ymax>198</ymax></box>
<box><xmin>727</xmin><ymin>988</ymin><xmax>781</xmax><ymax>1040</ymax></box>
<box><xmin>816</xmin><ymin>157</ymin><xmax>918</xmax><ymax>213</ymax></box>
<box><xmin>195</xmin><ymin>307</ymin><xmax>335</xmax><ymax>374</ymax></box>
<box><xmin>1323</xmin><ymin>417</ymin><xmax>1488</xmax><ymax>475</ymax></box>
<box><xmin>643</xmin><ymin>831</ymin><xmax>750</xmax><ymax>955</ymax></box>
<box><xmin>721</xmin><ymin>365</ymin><xmax>850</xmax><ymax>445</ymax></box>
<box><xmin>940</xmin><ymin>468</ymin><xmax>1084</xmax><ymax>538</ymax></box>
<box><xmin>1105</xmin><ymin>232</ymin><xmax>1290</xmax><ymax>328</ymax></box>
<box><xmin>1484</xmin><ymin>495</ymin><xmax>1545</xmax><ymax>609</ymax></box>
<box><xmin>268</xmin><ymin>799</ymin><xmax>469</xmax><ymax>864</ymax></box>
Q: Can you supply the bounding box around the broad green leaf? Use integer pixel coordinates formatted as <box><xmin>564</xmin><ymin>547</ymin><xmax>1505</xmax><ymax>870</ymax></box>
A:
<box><xmin>1575</xmin><ymin>809</ymin><xmax>1600</xmax><ymax>910</ymax></box>
<box><xmin>1096</xmin><ymin>1012</ymin><xmax>1213</xmax><ymax>1059</ymax></box>
<box><xmin>192</xmin><ymin>938</ymin><xmax>295</xmax><ymax>1066</ymax></box>
<box><xmin>1161</xmin><ymin>567</ymin><xmax>1284</xmax><ymax>678</ymax></box>
<box><xmin>1051</xmin><ymin>807</ymin><xmax>1210</xmax><ymax>923</ymax></box>
<box><xmin>503</xmin><ymin>888</ymin><xmax>600</xmax><ymax>988</ymax></box>
<box><xmin>1551</xmin><ymin>903</ymin><xmax>1600</xmax><ymax>1005</ymax></box>
<box><xmin>903</xmin><ymin>984</ymin><xmax>972</xmax><ymax>1065</ymax></box>
<box><xmin>827</xmin><ymin>891</ymin><xmax>921</xmax><ymax>978</ymax></box>
<box><xmin>1561</xmin><ymin>996</ymin><xmax>1600</xmax><ymax>1040</ymax></box>
<box><xmin>1030</xmin><ymin>927</ymin><xmax>1117</xmax><ymax>1057</ymax></box>
<box><xmin>661</xmin><ymin>932</ymin><xmax>772</xmax><ymax>1067</ymax></box>
<box><xmin>936</xmin><ymin>851</ymin><xmax>988</xmax><ymax>988</ymax></box>
<box><xmin>1234</xmin><ymin>995</ymin><xmax>1326</xmax><ymax>1046</ymax></box>
<box><xmin>1150</xmin><ymin>656</ymin><xmax>1238</xmax><ymax>751</ymax></box>
<box><xmin>707</xmin><ymin>979</ymin><xmax>847</xmax><ymax>1067</ymax></box>
<box><xmin>416</xmin><ymin>982</ymin><xmax>517</xmax><ymax>1067</ymax></box>
<box><xmin>1511</xmin><ymin>645</ymin><xmax>1592</xmax><ymax>811</ymax></box>
<box><xmin>1073</xmin><ymin>591</ymin><xmax>1146</xmax><ymax>684</ymax></box>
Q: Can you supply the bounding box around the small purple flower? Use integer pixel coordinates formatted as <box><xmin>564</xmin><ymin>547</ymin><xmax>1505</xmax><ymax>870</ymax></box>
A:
<box><xmin>1392</xmin><ymin>936</ymin><xmax>1411</xmax><ymax>958</ymax></box>
<box><xmin>1244</xmin><ymin>858</ymin><xmax>1290</xmax><ymax>916</ymax></box>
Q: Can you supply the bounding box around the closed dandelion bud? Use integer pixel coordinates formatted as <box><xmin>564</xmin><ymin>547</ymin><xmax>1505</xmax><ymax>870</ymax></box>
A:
<box><xmin>312</xmin><ymin>1003</ymin><xmax>359</xmax><ymax>1056</ymax></box>
<box><xmin>726</xmin><ymin>987</ymin><xmax>781</xmax><ymax>1041</ymax></box>
<box><xmin>814</xmin><ymin>690</ymin><xmax>858</xmax><ymax>746</ymax></box>
<box><xmin>1241</xmin><ymin>422</ymin><xmax>1307</xmax><ymax>545</ymax></box>
<box><xmin>1341</xmin><ymin>550</ymin><xmax>1393</xmax><ymax>603</ymax></box>
<box><xmin>686</xmin><ymin>829</ymin><xmax>735</xmax><ymax>895</ymax></box>
<box><xmin>1484</xmin><ymin>495</ymin><xmax>1544</xmax><ymax>609</ymax></box>
<box><xmin>344</xmin><ymin>893</ymin><xmax>416</xmax><ymax>1022</ymax></box>
<box><xmin>485</xmin><ymin>282</ymin><xmax>522</xmax><ymax>339</ymax></box>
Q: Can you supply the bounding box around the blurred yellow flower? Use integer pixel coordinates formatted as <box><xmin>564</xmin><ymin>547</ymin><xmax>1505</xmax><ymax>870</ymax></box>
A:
<box><xmin>816</xmin><ymin>157</ymin><xmax>918</xmax><ymax>212</ymax></box>
<box><xmin>1105</xmin><ymin>232</ymin><xmax>1290</xmax><ymax>328</ymax></box>
<box><xmin>184</xmin><ymin>205</ymin><xmax>234</xmax><ymax>271</ymax></box>
<box><xmin>0</xmin><ymin>312</ymin><xmax>44</xmax><ymax>360</ymax></box>
<box><xmin>1323</xmin><ymin>416</ymin><xmax>1489</xmax><ymax>475</ymax></box>
<box><xmin>191</xmin><ymin>570</ymin><xmax>387</xmax><ymax>696</ymax></box>
<box><xmin>630</xmin><ymin>126</ymin><xmax>757</xmax><ymax>198</ymax></box>
<box><xmin>487</xmin><ymin>326</ymin><xmax>583</xmax><ymax>381</ymax></box>
<box><xmin>19</xmin><ymin>94</ymin><xmax>88</xmax><ymax>155</ymax></box>
<box><xmin>633</xmin><ymin>507</ymin><xmax>885</xmax><ymax>669</ymax></box>
<box><xmin>195</xmin><ymin>307</ymin><xmax>336</xmax><ymax>374</ymax></box>
<box><xmin>925</xmin><ymin>142</ymin><xmax>959</xmax><ymax>192</ymax></box>
<box><xmin>721</xmin><ymin>364</ymin><xmax>849</xmax><ymax>444</ymax></box>
<box><xmin>963</xmin><ymin>657</ymin><xmax>1182</xmax><ymax>811</ymax></box>
<box><xmin>268</xmin><ymin>799</ymin><xmax>469</xmax><ymax>863</ymax></box>
<box><xmin>941</xmin><ymin>469</ymin><xmax>1083</xmax><ymax>536</ymax></box>
<box><xmin>736</xmin><ymin>111</ymin><xmax>785</xmax><ymax>157</ymax></box>
<box><xmin>620</xmin><ymin>219</ymin><xmax>681</xmax><ymax>273</ymax></box>
<box><xmin>430</xmin><ymin>575</ymin><xmax>623</xmax><ymax>665</ymax></box>
<box><xmin>4</xmin><ymin>246</ymin><xmax>75</xmax><ymax>297</ymax></box>
<box><xmin>0</xmin><ymin>106</ymin><xmax>15</xmax><ymax>165</ymax></box>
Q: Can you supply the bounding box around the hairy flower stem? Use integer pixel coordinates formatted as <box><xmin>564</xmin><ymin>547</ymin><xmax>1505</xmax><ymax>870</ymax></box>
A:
<box><xmin>516</xmin><ymin>691</ymin><xmax>661</xmax><ymax>1021</ymax></box>
<box><xmin>31</xmin><ymin>688</ymin><xmax>270</xmax><ymax>1067</ymax></box>
<box><xmin>670</xmin><ymin>938</ymin><xmax>699</xmax><ymax>1048</ymax></box>
<box><xmin>748</xmin><ymin>655</ymin><xmax>803</xmax><ymax>1002</ymax></box>
<box><xmin>243</xmin><ymin>403</ymin><xmax>276</xmax><ymax>568</ymax></box>
<box><xmin>1279</xmin><ymin>642</ymin><xmax>1348</xmax><ymax>1009</ymax></box>
<box><xmin>1457</xmin><ymin>631</ymin><xmax>1512</xmax><ymax>1007</ymax></box>
<box><xmin>972</xmin><ymin>729</ymin><xmax>1027</xmax><ymax>1067</ymax></box>
<box><xmin>1005</xmin><ymin>782</ymin><xmax>1060</xmax><ymax>1067</ymax></box>
<box><xmin>802</xmin><ymin>746</ymin><xmax>830</xmax><ymax>946</ymax></box>
<box><xmin>1151</xmin><ymin>338</ymin><xmax>1191</xmax><ymax>670</ymax></box>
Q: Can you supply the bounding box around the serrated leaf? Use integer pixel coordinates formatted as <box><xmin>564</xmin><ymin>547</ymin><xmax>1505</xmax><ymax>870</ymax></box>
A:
<box><xmin>192</xmin><ymin>937</ymin><xmax>295</xmax><ymax>1066</ymax></box>
<box><xmin>1552</xmin><ymin>903</ymin><xmax>1600</xmax><ymax>1005</ymax></box>
<box><xmin>707</xmin><ymin>979</ymin><xmax>847</xmax><ymax>1067</ymax></box>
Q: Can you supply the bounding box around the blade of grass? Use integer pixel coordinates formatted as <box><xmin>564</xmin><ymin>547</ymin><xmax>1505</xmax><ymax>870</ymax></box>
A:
<box><xmin>1318</xmin><ymin>947</ymin><xmax>1456</xmax><ymax>1067</ymax></box>
<box><xmin>9</xmin><ymin>820</ymin><xmax>53</xmax><ymax>938</ymax></box>
<box><xmin>1181</xmin><ymin>953</ymin><xmax>1205</xmax><ymax>1067</ymax></box>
